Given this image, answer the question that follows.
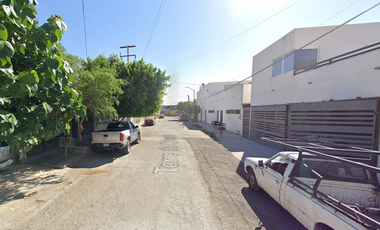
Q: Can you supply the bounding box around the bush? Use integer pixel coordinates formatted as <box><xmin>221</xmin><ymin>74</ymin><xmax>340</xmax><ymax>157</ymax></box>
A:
<box><xmin>207</xmin><ymin>132</ymin><xmax>216</xmax><ymax>138</ymax></box>
<box><xmin>193</xmin><ymin>124</ymin><xmax>203</xmax><ymax>129</ymax></box>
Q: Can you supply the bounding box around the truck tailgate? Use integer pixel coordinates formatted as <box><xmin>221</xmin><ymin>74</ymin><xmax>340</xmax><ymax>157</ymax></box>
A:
<box><xmin>92</xmin><ymin>132</ymin><xmax>122</xmax><ymax>144</ymax></box>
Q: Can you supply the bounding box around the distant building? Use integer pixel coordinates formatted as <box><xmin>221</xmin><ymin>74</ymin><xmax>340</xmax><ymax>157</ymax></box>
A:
<box><xmin>197</xmin><ymin>81</ymin><xmax>251</xmax><ymax>135</ymax></box>
<box><xmin>160</xmin><ymin>105</ymin><xmax>177</xmax><ymax>116</ymax></box>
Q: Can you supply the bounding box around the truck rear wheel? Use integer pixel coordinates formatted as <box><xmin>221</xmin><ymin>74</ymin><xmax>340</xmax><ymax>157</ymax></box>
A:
<box><xmin>123</xmin><ymin>140</ymin><xmax>131</xmax><ymax>154</ymax></box>
<box><xmin>248</xmin><ymin>169</ymin><xmax>261</xmax><ymax>192</ymax></box>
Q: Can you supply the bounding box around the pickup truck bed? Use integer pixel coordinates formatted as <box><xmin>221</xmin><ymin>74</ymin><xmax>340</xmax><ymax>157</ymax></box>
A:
<box><xmin>244</xmin><ymin>138</ymin><xmax>380</xmax><ymax>230</ymax></box>
<box><xmin>91</xmin><ymin>121</ymin><xmax>140</xmax><ymax>154</ymax></box>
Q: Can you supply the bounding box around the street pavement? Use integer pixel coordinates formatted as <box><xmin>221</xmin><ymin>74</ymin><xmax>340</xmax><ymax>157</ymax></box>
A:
<box><xmin>0</xmin><ymin>118</ymin><xmax>285</xmax><ymax>229</ymax></box>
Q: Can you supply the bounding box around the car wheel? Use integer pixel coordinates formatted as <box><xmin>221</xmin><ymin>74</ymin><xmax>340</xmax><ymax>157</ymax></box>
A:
<box><xmin>248</xmin><ymin>169</ymin><xmax>261</xmax><ymax>192</ymax></box>
<box><xmin>123</xmin><ymin>140</ymin><xmax>131</xmax><ymax>154</ymax></box>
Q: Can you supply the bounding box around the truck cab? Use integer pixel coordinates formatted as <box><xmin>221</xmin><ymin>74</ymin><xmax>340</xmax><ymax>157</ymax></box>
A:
<box><xmin>244</xmin><ymin>138</ymin><xmax>380</xmax><ymax>230</ymax></box>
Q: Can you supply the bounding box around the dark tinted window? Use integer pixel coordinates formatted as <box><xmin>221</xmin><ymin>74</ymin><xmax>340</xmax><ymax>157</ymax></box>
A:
<box><xmin>107</xmin><ymin>122</ymin><xmax>130</xmax><ymax>130</ymax></box>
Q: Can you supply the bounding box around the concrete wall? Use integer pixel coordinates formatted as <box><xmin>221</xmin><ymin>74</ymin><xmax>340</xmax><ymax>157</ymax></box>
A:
<box><xmin>251</xmin><ymin>22</ymin><xmax>380</xmax><ymax>106</ymax></box>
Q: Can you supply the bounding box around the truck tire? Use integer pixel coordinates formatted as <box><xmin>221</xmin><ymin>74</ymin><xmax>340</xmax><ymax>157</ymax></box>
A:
<box><xmin>123</xmin><ymin>140</ymin><xmax>131</xmax><ymax>154</ymax></box>
<box><xmin>248</xmin><ymin>169</ymin><xmax>261</xmax><ymax>192</ymax></box>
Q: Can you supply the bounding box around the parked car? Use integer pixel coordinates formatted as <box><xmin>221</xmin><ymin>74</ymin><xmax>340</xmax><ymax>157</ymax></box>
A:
<box><xmin>179</xmin><ymin>114</ymin><xmax>188</xmax><ymax>121</ymax></box>
<box><xmin>159</xmin><ymin>114</ymin><xmax>164</xmax><ymax>119</ymax></box>
<box><xmin>144</xmin><ymin>117</ymin><xmax>155</xmax><ymax>126</ymax></box>
<box><xmin>244</xmin><ymin>138</ymin><xmax>380</xmax><ymax>230</ymax></box>
<box><xmin>91</xmin><ymin>121</ymin><xmax>140</xmax><ymax>154</ymax></box>
<box><xmin>0</xmin><ymin>141</ymin><xmax>13</xmax><ymax>169</ymax></box>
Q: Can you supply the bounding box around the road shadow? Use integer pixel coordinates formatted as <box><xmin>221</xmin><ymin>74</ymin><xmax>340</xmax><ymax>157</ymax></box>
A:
<box><xmin>0</xmin><ymin>165</ymin><xmax>66</xmax><ymax>204</ymax></box>
<box><xmin>70</xmin><ymin>149</ymin><xmax>126</xmax><ymax>169</ymax></box>
<box><xmin>241</xmin><ymin>187</ymin><xmax>306</xmax><ymax>230</ymax></box>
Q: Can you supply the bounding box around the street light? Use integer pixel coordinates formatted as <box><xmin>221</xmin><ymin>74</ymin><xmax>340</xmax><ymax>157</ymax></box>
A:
<box><xmin>185</xmin><ymin>86</ymin><xmax>195</xmax><ymax>102</ymax></box>
<box><xmin>186</xmin><ymin>86</ymin><xmax>196</xmax><ymax>121</ymax></box>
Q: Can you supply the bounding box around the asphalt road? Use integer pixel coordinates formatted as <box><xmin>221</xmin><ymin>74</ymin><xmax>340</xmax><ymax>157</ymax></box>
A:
<box><xmin>1</xmin><ymin>117</ymin><xmax>305</xmax><ymax>230</ymax></box>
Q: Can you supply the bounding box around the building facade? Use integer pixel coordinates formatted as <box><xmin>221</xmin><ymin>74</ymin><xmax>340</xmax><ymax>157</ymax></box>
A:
<box><xmin>197</xmin><ymin>81</ymin><xmax>251</xmax><ymax>135</ymax></box>
<box><xmin>249</xmin><ymin>22</ymin><xmax>380</xmax><ymax>166</ymax></box>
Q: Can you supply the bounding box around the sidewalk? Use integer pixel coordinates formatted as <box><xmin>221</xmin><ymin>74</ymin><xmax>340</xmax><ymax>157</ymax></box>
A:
<box><xmin>24</xmin><ymin>144</ymin><xmax>92</xmax><ymax>169</ymax></box>
<box><xmin>191</xmin><ymin>121</ymin><xmax>279</xmax><ymax>161</ymax></box>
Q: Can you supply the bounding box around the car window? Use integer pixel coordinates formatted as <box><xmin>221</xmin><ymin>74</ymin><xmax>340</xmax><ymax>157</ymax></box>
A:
<box><xmin>266</xmin><ymin>155</ymin><xmax>291</xmax><ymax>175</ymax></box>
<box><xmin>294</xmin><ymin>157</ymin><xmax>372</xmax><ymax>184</ymax></box>
<box><xmin>107</xmin><ymin>122</ymin><xmax>130</xmax><ymax>130</ymax></box>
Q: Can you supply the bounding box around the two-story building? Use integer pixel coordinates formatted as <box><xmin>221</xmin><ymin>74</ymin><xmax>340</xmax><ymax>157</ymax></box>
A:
<box><xmin>249</xmin><ymin>22</ymin><xmax>380</xmax><ymax>166</ymax></box>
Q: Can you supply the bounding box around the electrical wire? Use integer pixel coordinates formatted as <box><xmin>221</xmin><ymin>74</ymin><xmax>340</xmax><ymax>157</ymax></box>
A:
<box><xmin>52</xmin><ymin>0</ymin><xmax>108</xmax><ymax>40</ymax></box>
<box><xmin>143</xmin><ymin>0</ymin><xmax>167</xmax><ymax>58</ymax></box>
<box><xmin>168</xmin><ymin>0</ymin><xmax>303</xmax><ymax>70</ymax></box>
<box><xmin>206</xmin><ymin>1</ymin><xmax>380</xmax><ymax>99</ymax></box>
<box><xmin>168</xmin><ymin>80</ymin><xmax>199</xmax><ymax>86</ymax></box>
<box><xmin>82</xmin><ymin>0</ymin><xmax>88</xmax><ymax>57</ymax></box>
<box><xmin>89</xmin><ymin>0</ymin><xmax>134</xmax><ymax>45</ymax></box>
<box><xmin>71</xmin><ymin>0</ymin><xmax>125</xmax><ymax>45</ymax></box>
<box><xmin>36</xmin><ymin>5</ymin><xmax>103</xmax><ymax>52</ymax></box>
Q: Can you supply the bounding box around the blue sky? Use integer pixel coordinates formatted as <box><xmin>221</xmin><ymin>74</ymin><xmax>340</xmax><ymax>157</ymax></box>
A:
<box><xmin>35</xmin><ymin>0</ymin><xmax>380</xmax><ymax>105</ymax></box>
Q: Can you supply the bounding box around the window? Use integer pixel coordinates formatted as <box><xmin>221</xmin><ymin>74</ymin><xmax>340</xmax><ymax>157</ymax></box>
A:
<box><xmin>294</xmin><ymin>156</ymin><xmax>373</xmax><ymax>184</ymax></box>
<box><xmin>266</xmin><ymin>155</ymin><xmax>292</xmax><ymax>175</ymax></box>
<box><xmin>226</xmin><ymin>110</ymin><xmax>241</xmax><ymax>114</ymax></box>
<box><xmin>272</xmin><ymin>49</ymin><xmax>317</xmax><ymax>77</ymax></box>
<box><xmin>208</xmin><ymin>110</ymin><xmax>215</xmax><ymax>113</ymax></box>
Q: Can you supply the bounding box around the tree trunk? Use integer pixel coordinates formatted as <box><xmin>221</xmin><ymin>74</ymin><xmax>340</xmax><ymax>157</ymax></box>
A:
<box><xmin>76</xmin><ymin>117</ymin><xmax>86</xmax><ymax>146</ymax></box>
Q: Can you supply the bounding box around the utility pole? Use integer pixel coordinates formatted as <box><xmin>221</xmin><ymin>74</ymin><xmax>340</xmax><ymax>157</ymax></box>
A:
<box><xmin>120</xmin><ymin>45</ymin><xmax>136</xmax><ymax>62</ymax></box>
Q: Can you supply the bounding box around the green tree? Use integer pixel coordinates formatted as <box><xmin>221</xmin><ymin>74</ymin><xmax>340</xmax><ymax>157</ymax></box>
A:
<box><xmin>0</xmin><ymin>1</ymin><xmax>86</xmax><ymax>150</ymax></box>
<box><xmin>176</xmin><ymin>101</ymin><xmax>190</xmax><ymax>114</ymax></box>
<box><xmin>64</xmin><ymin>54</ymin><xmax>125</xmax><ymax>145</ymax></box>
<box><xmin>116</xmin><ymin>59</ymin><xmax>170</xmax><ymax>118</ymax></box>
<box><xmin>176</xmin><ymin>101</ymin><xmax>200</xmax><ymax>119</ymax></box>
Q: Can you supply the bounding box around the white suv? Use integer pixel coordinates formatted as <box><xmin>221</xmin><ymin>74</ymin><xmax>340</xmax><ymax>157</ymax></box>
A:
<box><xmin>0</xmin><ymin>142</ymin><xmax>13</xmax><ymax>169</ymax></box>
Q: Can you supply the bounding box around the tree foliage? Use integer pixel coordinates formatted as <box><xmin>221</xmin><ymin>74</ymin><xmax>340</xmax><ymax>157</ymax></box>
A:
<box><xmin>0</xmin><ymin>0</ymin><xmax>86</xmax><ymax>148</ymax></box>
<box><xmin>115</xmin><ymin>59</ymin><xmax>170</xmax><ymax>117</ymax></box>
<box><xmin>176</xmin><ymin>101</ymin><xmax>200</xmax><ymax>116</ymax></box>
<box><xmin>62</xmin><ymin>52</ymin><xmax>125</xmax><ymax>144</ymax></box>
<box><xmin>70</xmin><ymin>55</ymin><xmax>125</xmax><ymax>119</ymax></box>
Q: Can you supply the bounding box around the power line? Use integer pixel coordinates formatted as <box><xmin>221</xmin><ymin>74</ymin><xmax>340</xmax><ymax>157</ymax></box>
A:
<box><xmin>143</xmin><ymin>0</ymin><xmax>167</xmax><ymax>58</ymax></box>
<box><xmin>72</xmin><ymin>0</ymin><xmax>125</xmax><ymax>45</ymax></box>
<box><xmin>37</xmin><ymin>5</ymin><xmax>103</xmax><ymax>52</ymax></box>
<box><xmin>207</xmin><ymin>1</ymin><xmax>380</xmax><ymax>99</ymax></box>
<box><xmin>52</xmin><ymin>0</ymin><xmax>108</xmax><ymax>40</ymax></box>
<box><xmin>89</xmin><ymin>0</ymin><xmax>134</xmax><ymax>45</ymax></box>
<box><xmin>168</xmin><ymin>81</ymin><xmax>199</xmax><ymax>86</ymax></box>
<box><xmin>82</xmin><ymin>0</ymin><xmax>88</xmax><ymax>58</ymax></box>
<box><xmin>168</xmin><ymin>0</ymin><xmax>303</xmax><ymax>70</ymax></box>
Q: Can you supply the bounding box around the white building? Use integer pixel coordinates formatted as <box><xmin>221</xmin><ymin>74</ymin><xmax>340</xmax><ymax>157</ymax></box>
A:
<box><xmin>197</xmin><ymin>81</ymin><xmax>251</xmax><ymax>135</ymax></box>
<box><xmin>249</xmin><ymin>22</ymin><xmax>380</xmax><ymax>164</ymax></box>
<box><xmin>251</xmin><ymin>22</ymin><xmax>380</xmax><ymax>106</ymax></box>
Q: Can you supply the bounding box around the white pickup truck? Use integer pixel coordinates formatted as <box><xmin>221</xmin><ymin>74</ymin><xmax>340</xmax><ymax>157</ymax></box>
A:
<box><xmin>91</xmin><ymin>121</ymin><xmax>140</xmax><ymax>154</ymax></box>
<box><xmin>244</xmin><ymin>138</ymin><xmax>380</xmax><ymax>230</ymax></box>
